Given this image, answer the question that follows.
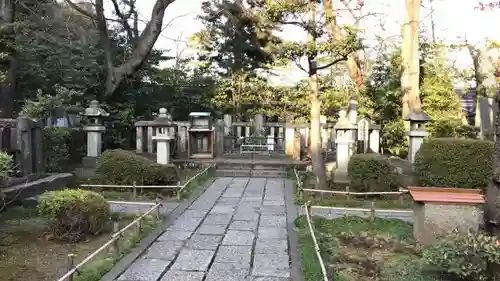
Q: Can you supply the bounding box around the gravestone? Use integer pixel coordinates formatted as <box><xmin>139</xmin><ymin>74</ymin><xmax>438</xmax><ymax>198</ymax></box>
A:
<box><xmin>357</xmin><ymin>118</ymin><xmax>370</xmax><ymax>153</ymax></box>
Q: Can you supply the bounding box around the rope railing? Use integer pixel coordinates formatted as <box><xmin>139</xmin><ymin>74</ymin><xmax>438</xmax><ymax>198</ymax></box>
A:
<box><xmin>80</xmin><ymin>165</ymin><xmax>214</xmax><ymax>200</ymax></box>
<box><xmin>55</xmin><ymin>202</ymin><xmax>162</xmax><ymax>281</ymax></box>
<box><xmin>304</xmin><ymin>202</ymin><xmax>329</xmax><ymax>281</ymax></box>
<box><xmin>293</xmin><ymin>168</ymin><xmax>408</xmax><ymax>202</ymax></box>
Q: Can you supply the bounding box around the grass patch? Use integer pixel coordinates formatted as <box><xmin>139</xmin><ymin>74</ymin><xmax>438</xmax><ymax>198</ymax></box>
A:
<box><xmin>295</xmin><ymin>215</ymin><xmax>439</xmax><ymax>281</ymax></box>
<box><xmin>0</xmin><ymin>205</ymin><xmax>162</xmax><ymax>281</ymax></box>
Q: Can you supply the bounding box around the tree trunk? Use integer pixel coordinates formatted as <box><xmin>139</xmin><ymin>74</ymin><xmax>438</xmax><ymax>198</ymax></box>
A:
<box><xmin>308</xmin><ymin>0</ymin><xmax>327</xmax><ymax>189</ymax></box>
<box><xmin>0</xmin><ymin>0</ymin><xmax>15</xmax><ymax>118</ymax></box>
<box><xmin>402</xmin><ymin>0</ymin><xmax>422</xmax><ymax>124</ymax></box>
<box><xmin>67</xmin><ymin>0</ymin><xmax>177</xmax><ymax>98</ymax></box>
<box><xmin>309</xmin><ymin>62</ymin><xmax>328</xmax><ymax>190</ymax></box>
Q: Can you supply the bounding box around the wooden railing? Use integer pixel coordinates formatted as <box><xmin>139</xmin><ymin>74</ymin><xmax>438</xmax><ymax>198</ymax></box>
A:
<box><xmin>55</xmin><ymin>201</ymin><xmax>162</xmax><ymax>281</ymax></box>
<box><xmin>80</xmin><ymin>165</ymin><xmax>214</xmax><ymax>200</ymax></box>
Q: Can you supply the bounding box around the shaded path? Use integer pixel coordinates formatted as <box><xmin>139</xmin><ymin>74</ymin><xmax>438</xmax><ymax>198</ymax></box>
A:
<box><xmin>116</xmin><ymin>177</ymin><xmax>293</xmax><ymax>281</ymax></box>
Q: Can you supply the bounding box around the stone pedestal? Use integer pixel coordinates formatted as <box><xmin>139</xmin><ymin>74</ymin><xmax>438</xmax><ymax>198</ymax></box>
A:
<box><xmin>153</xmin><ymin>135</ymin><xmax>173</xmax><ymax>164</ymax></box>
<box><xmin>408</xmin><ymin>129</ymin><xmax>429</xmax><ymax>164</ymax></box>
<box><xmin>83</xmin><ymin>125</ymin><xmax>105</xmax><ymax>167</ymax></box>
<box><xmin>336</xmin><ymin>139</ymin><xmax>355</xmax><ymax>171</ymax></box>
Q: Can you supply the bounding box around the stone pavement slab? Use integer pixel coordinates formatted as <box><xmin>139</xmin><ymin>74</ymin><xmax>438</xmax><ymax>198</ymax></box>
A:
<box><xmin>115</xmin><ymin>177</ymin><xmax>294</xmax><ymax>281</ymax></box>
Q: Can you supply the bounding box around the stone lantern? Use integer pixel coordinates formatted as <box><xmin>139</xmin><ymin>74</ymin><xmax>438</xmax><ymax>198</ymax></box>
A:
<box><xmin>82</xmin><ymin>100</ymin><xmax>109</xmax><ymax>167</ymax></box>
<box><xmin>151</xmin><ymin>108</ymin><xmax>177</xmax><ymax>164</ymax></box>
<box><xmin>405</xmin><ymin>110</ymin><xmax>431</xmax><ymax>164</ymax></box>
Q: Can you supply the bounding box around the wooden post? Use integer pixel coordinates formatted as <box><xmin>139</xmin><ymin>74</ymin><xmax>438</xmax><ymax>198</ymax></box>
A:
<box><xmin>155</xmin><ymin>198</ymin><xmax>161</xmax><ymax>219</ymax></box>
<box><xmin>327</xmin><ymin>264</ymin><xmax>336</xmax><ymax>281</ymax></box>
<box><xmin>306</xmin><ymin>201</ymin><xmax>312</xmax><ymax>218</ymax></box>
<box><xmin>135</xmin><ymin>211</ymin><xmax>142</xmax><ymax>235</ymax></box>
<box><xmin>67</xmin><ymin>254</ymin><xmax>76</xmax><ymax>281</ymax></box>
<box><xmin>176</xmin><ymin>181</ymin><xmax>182</xmax><ymax>200</ymax></box>
<box><xmin>111</xmin><ymin>222</ymin><xmax>120</xmax><ymax>257</ymax></box>
<box><xmin>370</xmin><ymin>201</ymin><xmax>376</xmax><ymax>222</ymax></box>
<box><xmin>345</xmin><ymin>186</ymin><xmax>350</xmax><ymax>200</ymax></box>
<box><xmin>132</xmin><ymin>181</ymin><xmax>137</xmax><ymax>199</ymax></box>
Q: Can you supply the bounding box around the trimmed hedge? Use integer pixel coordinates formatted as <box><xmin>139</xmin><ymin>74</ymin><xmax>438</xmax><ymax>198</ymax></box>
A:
<box><xmin>347</xmin><ymin>153</ymin><xmax>401</xmax><ymax>192</ymax></box>
<box><xmin>96</xmin><ymin>149</ymin><xmax>180</xmax><ymax>185</ymax></box>
<box><xmin>38</xmin><ymin>189</ymin><xmax>110</xmax><ymax>242</ymax></box>
<box><xmin>414</xmin><ymin>138</ymin><xmax>493</xmax><ymax>189</ymax></box>
<box><xmin>43</xmin><ymin>127</ymin><xmax>85</xmax><ymax>173</ymax></box>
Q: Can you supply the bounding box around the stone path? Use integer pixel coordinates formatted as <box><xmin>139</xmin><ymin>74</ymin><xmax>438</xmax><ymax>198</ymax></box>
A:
<box><xmin>117</xmin><ymin>177</ymin><xmax>292</xmax><ymax>281</ymax></box>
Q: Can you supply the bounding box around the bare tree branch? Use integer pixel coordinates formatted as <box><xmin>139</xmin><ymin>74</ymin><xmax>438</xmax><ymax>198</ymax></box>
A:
<box><xmin>316</xmin><ymin>56</ymin><xmax>348</xmax><ymax>70</ymax></box>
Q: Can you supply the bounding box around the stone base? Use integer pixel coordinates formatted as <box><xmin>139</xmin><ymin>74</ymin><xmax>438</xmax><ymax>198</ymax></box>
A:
<box><xmin>3</xmin><ymin>173</ymin><xmax>76</xmax><ymax>203</ymax></box>
<box><xmin>82</xmin><ymin>156</ymin><xmax>98</xmax><ymax>168</ymax></box>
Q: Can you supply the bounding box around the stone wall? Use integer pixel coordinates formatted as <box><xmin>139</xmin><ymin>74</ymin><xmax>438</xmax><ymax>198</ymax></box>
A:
<box><xmin>413</xmin><ymin>203</ymin><xmax>483</xmax><ymax>245</ymax></box>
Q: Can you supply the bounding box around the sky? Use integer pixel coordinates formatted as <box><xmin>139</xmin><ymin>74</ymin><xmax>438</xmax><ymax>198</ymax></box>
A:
<box><xmin>124</xmin><ymin>0</ymin><xmax>500</xmax><ymax>85</ymax></box>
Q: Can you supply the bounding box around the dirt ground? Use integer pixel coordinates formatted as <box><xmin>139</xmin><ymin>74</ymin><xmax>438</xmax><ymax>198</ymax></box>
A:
<box><xmin>0</xmin><ymin>207</ymin><xmax>132</xmax><ymax>281</ymax></box>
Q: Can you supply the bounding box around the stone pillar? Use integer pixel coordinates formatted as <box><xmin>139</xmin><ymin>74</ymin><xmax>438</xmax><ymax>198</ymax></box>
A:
<box><xmin>267</xmin><ymin>135</ymin><xmax>275</xmax><ymax>151</ymax></box>
<box><xmin>136</xmin><ymin>126</ymin><xmax>143</xmax><ymax>153</ymax></box>
<box><xmin>285</xmin><ymin>125</ymin><xmax>295</xmax><ymax>157</ymax></box>
<box><xmin>348</xmin><ymin>98</ymin><xmax>358</xmax><ymax>124</ymax></box>
<box><xmin>33</xmin><ymin>123</ymin><xmax>43</xmax><ymax>173</ymax></box>
<box><xmin>369</xmin><ymin>128</ymin><xmax>380</xmax><ymax>153</ymax></box>
<box><xmin>404</xmin><ymin>111</ymin><xmax>431</xmax><ymax>164</ymax></box>
<box><xmin>153</xmin><ymin>135</ymin><xmax>172</xmax><ymax>164</ymax></box>
<box><xmin>254</xmin><ymin>114</ymin><xmax>264</xmax><ymax>136</ymax></box>
<box><xmin>82</xmin><ymin>125</ymin><xmax>105</xmax><ymax>167</ymax></box>
<box><xmin>215</xmin><ymin>119</ymin><xmax>225</xmax><ymax>157</ymax></box>
<box><xmin>408</xmin><ymin>130</ymin><xmax>428</xmax><ymax>164</ymax></box>
<box><xmin>16</xmin><ymin>117</ymin><xmax>33</xmax><ymax>175</ymax></box>
<box><xmin>224</xmin><ymin>114</ymin><xmax>232</xmax><ymax>136</ymax></box>
<box><xmin>336</xmin><ymin>139</ymin><xmax>354</xmax><ymax>171</ymax></box>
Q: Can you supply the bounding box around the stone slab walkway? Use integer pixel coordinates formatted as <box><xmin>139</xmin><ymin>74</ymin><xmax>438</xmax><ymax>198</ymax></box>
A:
<box><xmin>116</xmin><ymin>177</ymin><xmax>292</xmax><ymax>281</ymax></box>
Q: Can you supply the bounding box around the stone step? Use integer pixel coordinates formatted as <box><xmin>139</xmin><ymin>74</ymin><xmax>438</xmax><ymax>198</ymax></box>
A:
<box><xmin>216</xmin><ymin>163</ymin><xmax>285</xmax><ymax>171</ymax></box>
<box><xmin>215</xmin><ymin>169</ymin><xmax>287</xmax><ymax>178</ymax></box>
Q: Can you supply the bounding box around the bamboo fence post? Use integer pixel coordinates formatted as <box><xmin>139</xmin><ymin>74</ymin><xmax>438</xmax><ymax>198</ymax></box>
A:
<box><xmin>399</xmin><ymin>187</ymin><xmax>404</xmax><ymax>204</ymax></box>
<box><xmin>155</xmin><ymin>198</ymin><xmax>161</xmax><ymax>219</ymax></box>
<box><xmin>132</xmin><ymin>181</ymin><xmax>137</xmax><ymax>199</ymax></box>
<box><xmin>345</xmin><ymin>186</ymin><xmax>350</xmax><ymax>200</ymax></box>
<box><xmin>67</xmin><ymin>254</ymin><xmax>76</xmax><ymax>281</ymax></box>
<box><xmin>135</xmin><ymin>210</ymin><xmax>142</xmax><ymax>235</ymax></box>
<box><xmin>370</xmin><ymin>201</ymin><xmax>376</xmax><ymax>222</ymax></box>
<box><xmin>111</xmin><ymin>222</ymin><xmax>120</xmax><ymax>257</ymax></box>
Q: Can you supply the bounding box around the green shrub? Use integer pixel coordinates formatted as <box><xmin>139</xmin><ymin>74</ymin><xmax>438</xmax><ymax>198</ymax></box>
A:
<box><xmin>0</xmin><ymin>151</ymin><xmax>13</xmax><ymax>177</ymax></box>
<box><xmin>43</xmin><ymin>127</ymin><xmax>85</xmax><ymax>173</ymax></box>
<box><xmin>347</xmin><ymin>153</ymin><xmax>401</xmax><ymax>192</ymax></box>
<box><xmin>414</xmin><ymin>138</ymin><xmax>493</xmax><ymax>189</ymax></box>
<box><xmin>38</xmin><ymin>189</ymin><xmax>110</xmax><ymax>242</ymax></box>
<box><xmin>96</xmin><ymin>149</ymin><xmax>180</xmax><ymax>185</ymax></box>
<box><xmin>430</xmin><ymin>118</ymin><xmax>479</xmax><ymax>139</ymax></box>
<box><xmin>422</xmin><ymin>231</ymin><xmax>500</xmax><ymax>281</ymax></box>
<box><xmin>381</xmin><ymin>119</ymin><xmax>408</xmax><ymax>158</ymax></box>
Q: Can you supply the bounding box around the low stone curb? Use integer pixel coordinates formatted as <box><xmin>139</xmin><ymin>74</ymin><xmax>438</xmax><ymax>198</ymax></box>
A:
<box><xmin>100</xmin><ymin>178</ymin><xmax>217</xmax><ymax>281</ymax></box>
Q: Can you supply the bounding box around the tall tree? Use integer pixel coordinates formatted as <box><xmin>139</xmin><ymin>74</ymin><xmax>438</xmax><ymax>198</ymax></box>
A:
<box><xmin>64</xmin><ymin>0</ymin><xmax>178</xmax><ymax>98</ymax></box>
<box><xmin>193</xmin><ymin>0</ymin><xmax>279</xmax><ymax>118</ymax></box>
<box><xmin>401</xmin><ymin>0</ymin><xmax>423</xmax><ymax>124</ymax></box>
<box><xmin>263</xmin><ymin>0</ymin><xmax>361</xmax><ymax>189</ymax></box>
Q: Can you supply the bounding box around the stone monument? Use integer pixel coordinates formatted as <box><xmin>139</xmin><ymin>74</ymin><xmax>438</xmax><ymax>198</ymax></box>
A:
<box><xmin>151</xmin><ymin>108</ymin><xmax>176</xmax><ymax>164</ymax></box>
<box><xmin>405</xmin><ymin>110</ymin><xmax>431</xmax><ymax>164</ymax></box>
<box><xmin>82</xmin><ymin>100</ymin><xmax>109</xmax><ymax>168</ymax></box>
